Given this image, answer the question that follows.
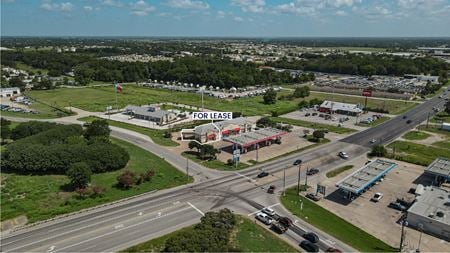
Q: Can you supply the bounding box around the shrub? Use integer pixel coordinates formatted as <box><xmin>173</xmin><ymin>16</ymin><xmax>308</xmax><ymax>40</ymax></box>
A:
<box><xmin>11</xmin><ymin>121</ymin><xmax>58</xmax><ymax>140</ymax></box>
<box><xmin>66</xmin><ymin>162</ymin><xmax>92</xmax><ymax>189</ymax></box>
<box><xmin>117</xmin><ymin>170</ymin><xmax>135</xmax><ymax>189</ymax></box>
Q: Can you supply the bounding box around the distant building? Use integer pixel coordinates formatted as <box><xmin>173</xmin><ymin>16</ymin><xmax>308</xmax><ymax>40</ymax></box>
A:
<box><xmin>406</xmin><ymin>185</ymin><xmax>450</xmax><ymax>240</ymax></box>
<box><xmin>0</xmin><ymin>87</ymin><xmax>21</xmax><ymax>98</ymax></box>
<box><xmin>440</xmin><ymin>123</ymin><xmax>450</xmax><ymax>132</ymax></box>
<box><xmin>124</xmin><ymin>105</ymin><xmax>176</xmax><ymax>125</ymax></box>
<box><xmin>319</xmin><ymin>100</ymin><xmax>363</xmax><ymax>116</ymax></box>
<box><xmin>424</xmin><ymin>157</ymin><xmax>450</xmax><ymax>185</ymax></box>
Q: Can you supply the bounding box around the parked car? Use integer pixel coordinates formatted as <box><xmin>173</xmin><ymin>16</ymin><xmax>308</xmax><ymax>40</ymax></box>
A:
<box><xmin>299</xmin><ymin>241</ymin><xmax>319</xmax><ymax>252</ymax></box>
<box><xmin>388</xmin><ymin>202</ymin><xmax>407</xmax><ymax>211</ymax></box>
<box><xmin>326</xmin><ymin>247</ymin><xmax>343</xmax><ymax>253</ymax></box>
<box><xmin>293</xmin><ymin>159</ymin><xmax>302</xmax><ymax>166</ymax></box>
<box><xmin>370</xmin><ymin>139</ymin><xmax>377</xmax><ymax>144</ymax></box>
<box><xmin>303</xmin><ymin>232</ymin><xmax>319</xmax><ymax>243</ymax></box>
<box><xmin>306</xmin><ymin>168</ymin><xmax>319</xmax><ymax>176</ymax></box>
<box><xmin>306</xmin><ymin>193</ymin><xmax>321</xmax><ymax>201</ymax></box>
<box><xmin>305</xmin><ymin>113</ymin><xmax>311</xmax><ymax>117</ymax></box>
<box><xmin>312</xmin><ymin>112</ymin><xmax>318</xmax><ymax>116</ymax></box>
<box><xmin>371</xmin><ymin>193</ymin><xmax>383</xmax><ymax>202</ymax></box>
<box><xmin>267</xmin><ymin>185</ymin><xmax>276</xmax><ymax>194</ymax></box>
<box><xmin>262</xmin><ymin>207</ymin><xmax>276</xmax><ymax>216</ymax></box>
<box><xmin>257</xmin><ymin>171</ymin><xmax>269</xmax><ymax>178</ymax></box>
<box><xmin>338</xmin><ymin>152</ymin><xmax>349</xmax><ymax>159</ymax></box>
<box><xmin>255</xmin><ymin>212</ymin><xmax>273</xmax><ymax>225</ymax></box>
<box><xmin>406</xmin><ymin>119</ymin><xmax>412</xmax><ymax>124</ymax></box>
<box><xmin>365</xmin><ymin>160</ymin><xmax>373</xmax><ymax>165</ymax></box>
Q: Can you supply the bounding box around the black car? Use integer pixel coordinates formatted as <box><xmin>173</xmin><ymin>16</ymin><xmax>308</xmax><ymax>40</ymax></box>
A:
<box><xmin>388</xmin><ymin>202</ymin><xmax>407</xmax><ymax>211</ymax></box>
<box><xmin>312</xmin><ymin>112</ymin><xmax>318</xmax><ymax>116</ymax></box>
<box><xmin>293</xmin><ymin>159</ymin><xmax>303</xmax><ymax>166</ymax></box>
<box><xmin>302</xmin><ymin>232</ymin><xmax>319</xmax><ymax>243</ymax></box>
<box><xmin>306</xmin><ymin>193</ymin><xmax>321</xmax><ymax>201</ymax></box>
<box><xmin>257</xmin><ymin>171</ymin><xmax>269</xmax><ymax>178</ymax></box>
<box><xmin>299</xmin><ymin>241</ymin><xmax>319</xmax><ymax>252</ymax></box>
<box><xmin>305</xmin><ymin>113</ymin><xmax>311</xmax><ymax>117</ymax></box>
<box><xmin>306</xmin><ymin>168</ymin><xmax>319</xmax><ymax>176</ymax></box>
<box><xmin>406</xmin><ymin>119</ymin><xmax>412</xmax><ymax>124</ymax></box>
<box><xmin>402</xmin><ymin>115</ymin><xmax>407</xmax><ymax>119</ymax></box>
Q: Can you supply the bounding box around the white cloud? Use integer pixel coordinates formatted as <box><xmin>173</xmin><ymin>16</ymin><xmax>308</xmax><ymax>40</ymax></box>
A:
<box><xmin>83</xmin><ymin>6</ymin><xmax>94</xmax><ymax>12</ymax></box>
<box><xmin>234</xmin><ymin>16</ymin><xmax>244</xmax><ymax>22</ymax></box>
<box><xmin>40</xmin><ymin>0</ymin><xmax>74</xmax><ymax>12</ymax></box>
<box><xmin>130</xmin><ymin>0</ymin><xmax>155</xmax><ymax>16</ymax></box>
<box><xmin>101</xmin><ymin>0</ymin><xmax>123</xmax><ymax>7</ymax></box>
<box><xmin>231</xmin><ymin>0</ymin><xmax>266</xmax><ymax>13</ymax></box>
<box><xmin>328</xmin><ymin>0</ymin><xmax>361</xmax><ymax>8</ymax></box>
<box><xmin>217</xmin><ymin>10</ymin><xmax>226</xmax><ymax>18</ymax></box>
<box><xmin>335</xmin><ymin>10</ymin><xmax>346</xmax><ymax>16</ymax></box>
<box><xmin>166</xmin><ymin>0</ymin><xmax>209</xmax><ymax>10</ymax></box>
<box><xmin>274</xmin><ymin>0</ymin><xmax>362</xmax><ymax>16</ymax></box>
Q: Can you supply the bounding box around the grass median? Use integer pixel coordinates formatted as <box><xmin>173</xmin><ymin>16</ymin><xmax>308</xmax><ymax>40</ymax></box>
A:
<box><xmin>271</xmin><ymin>117</ymin><xmax>357</xmax><ymax>134</ymax></box>
<box><xmin>1</xmin><ymin>138</ymin><xmax>192</xmax><ymax>223</ymax></box>
<box><xmin>281</xmin><ymin>188</ymin><xmax>395</xmax><ymax>252</ymax></box>
<box><xmin>123</xmin><ymin>215</ymin><xmax>298</xmax><ymax>252</ymax></box>
<box><xmin>402</xmin><ymin>131</ymin><xmax>431</xmax><ymax>141</ymax></box>
<box><xmin>326</xmin><ymin>165</ymin><xmax>354</xmax><ymax>178</ymax></box>
<box><xmin>78</xmin><ymin>116</ymin><xmax>179</xmax><ymax>147</ymax></box>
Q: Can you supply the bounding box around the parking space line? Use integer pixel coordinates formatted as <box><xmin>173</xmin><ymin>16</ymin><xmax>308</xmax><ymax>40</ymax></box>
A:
<box><xmin>187</xmin><ymin>202</ymin><xmax>205</xmax><ymax>216</ymax></box>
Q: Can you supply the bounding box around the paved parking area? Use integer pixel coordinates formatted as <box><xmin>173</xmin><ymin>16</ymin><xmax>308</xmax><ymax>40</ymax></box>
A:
<box><xmin>282</xmin><ymin>108</ymin><xmax>390</xmax><ymax>131</ymax></box>
<box><xmin>316</xmin><ymin>158</ymin><xmax>450</xmax><ymax>252</ymax></box>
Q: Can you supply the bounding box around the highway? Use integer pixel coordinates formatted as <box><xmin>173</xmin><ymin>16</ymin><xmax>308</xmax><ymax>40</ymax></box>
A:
<box><xmin>2</xmin><ymin>91</ymin><xmax>449</xmax><ymax>252</ymax></box>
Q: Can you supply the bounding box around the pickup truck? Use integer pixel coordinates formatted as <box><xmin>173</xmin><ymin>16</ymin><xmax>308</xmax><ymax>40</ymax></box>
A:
<box><xmin>271</xmin><ymin>216</ymin><xmax>293</xmax><ymax>234</ymax></box>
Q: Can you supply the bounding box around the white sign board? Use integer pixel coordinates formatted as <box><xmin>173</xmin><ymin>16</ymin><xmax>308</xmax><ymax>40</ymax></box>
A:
<box><xmin>192</xmin><ymin>112</ymin><xmax>233</xmax><ymax>121</ymax></box>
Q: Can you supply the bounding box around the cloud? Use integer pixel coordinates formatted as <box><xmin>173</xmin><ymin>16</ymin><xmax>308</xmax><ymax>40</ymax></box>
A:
<box><xmin>335</xmin><ymin>10</ymin><xmax>346</xmax><ymax>16</ymax></box>
<box><xmin>233</xmin><ymin>16</ymin><xmax>244</xmax><ymax>22</ymax></box>
<box><xmin>83</xmin><ymin>6</ymin><xmax>94</xmax><ymax>12</ymax></box>
<box><xmin>40</xmin><ymin>0</ymin><xmax>74</xmax><ymax>12</ymax></box>
<box><xmin>217</xmin><ymin>10</ymin><xmax>226</xmax><ymax>18</ymax></box>
<box><xmin>1</xmin><ymin>0</ymin><xmax>16</xmax><ymax>3</ymax></box>
<box><xmin>101</xmin><ymin>0</ymin><xmax>123</xmax><ymax>7</ymax></box>
<box><xmin>274</xmin><ymin>0</ymin><xmax>362</xmax><ymax>16</ymax></box>
<box><xmin>130</xmin><ymin>0</ymin><xmax>155</xmax><ymax>16</ymax></box>
<box><xmin>231</xmin><ymin>0</ymin><xmax>266</xmax><ymax>13</ymax></box>
<box><xmin>166</xmin><ymin>0</ymin><xmax>209</xmax><ymax>10</ymax></box>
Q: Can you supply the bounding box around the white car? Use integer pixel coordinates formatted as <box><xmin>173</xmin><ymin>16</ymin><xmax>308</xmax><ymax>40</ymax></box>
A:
<box><xmin>255</xmin><ymin>212</ymin><xmax>273</xmax><ymax>225</ymax></box>
<box><xmin>371</xmin><ymin>193</ymin><xmax>383</xmax><ymax>202</ymax></box>
<box><xmin>338</xmin><ymin>152</ymin><xmax>349</xmax><ymax>159</ymax></box>
<box><xmin>262</xmin><ymin>207</ymin><xmax>276</xmax><ymax>216</ymax></box>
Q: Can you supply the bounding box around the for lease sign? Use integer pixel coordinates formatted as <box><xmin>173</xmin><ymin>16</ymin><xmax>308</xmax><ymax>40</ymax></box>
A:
<box><xmin>192</xmin><ymin>112</ymin><xmax>233</xmax><ymax>120</ymax></box>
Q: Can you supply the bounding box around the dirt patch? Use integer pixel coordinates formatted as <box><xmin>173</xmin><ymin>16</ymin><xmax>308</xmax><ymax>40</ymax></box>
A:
<box><xmin>1</xmin><ymin>215</ymin><xmax>28</xmax><ymax>232</ymax></box>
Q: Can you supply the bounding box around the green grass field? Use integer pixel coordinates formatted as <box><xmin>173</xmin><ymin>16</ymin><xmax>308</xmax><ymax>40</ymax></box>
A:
<box><xmin>181</xmin><ymin>151</ymin><xmax>250</xmax><ymax>171</ymax></box>
<box><xmin>402</xmin><ymin>131</ymin><xmax>431</xmax><ymax>141</ymax></box>
<box><xmin>432</xmin><ymin>140</ymin><xmax>450</xmax><ymax>150</ymax></box>
<box><xmin>387</xmin><ymin>140</ymin><xmax>450</xmax><ymax>166</ymax></box>
<box><xmin>1</xmin><ymin>138</ymin><xmax>192</xmax><ymax>223</ymax></box>
<box><xmin>432</xmin><ymin>112</ymin><xmax>450</xmax><ymax>123</ymax></box>
<box><xmin>326</xmin><ymin>165</ymin><xmax>354</xmax><ymax>178</ymax></box>
<box><xmin>123</xmin><ymin>216</ymin><xmax>298</xmax><ymax>252</ymax></box>
<box><xmin>15</xmin><ymin>62</ymin><xmax>49</xmax><ymax>75</ymax></box>
<box><xmin>418</xmin><ymin>125</ymin><xmax>450</xmax><ymax>138</ymax></box>
<box><xmin>271</xmin><ymin>117</ymin><xmax>357</xmax><ymax>134</ymax></box>
<box><xmin>78</xmin><ymin>116</ymin><xmax>179</xmax><ymax>147</ymax></box>
<box><xmin>0</xmin><ymin>97</ymin><xmax>72</xmax><ymax>119</ymax></box>
<box><xmin>281</xmin><ymin>188</ymin><xmax>395</xmax><ymax>252</ymax></box>
<box><xmin>24</xmin><ymin>85</ymin><xmax>418</xmax><ymax>117</ymax></box>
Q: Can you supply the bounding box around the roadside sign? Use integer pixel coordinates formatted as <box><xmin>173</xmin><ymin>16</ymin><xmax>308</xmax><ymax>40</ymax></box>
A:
<box><xmin>362</xmin><ymin>89</ymin><xmax>372</xmax><ymax>97</ymax></box>
<box><xmin>316</xmin><ymin>184</ymin><xmax>326</xmax><ymax>195</ymax></box>
<box><xmin>106</xmin><ymin>105</ymin><xmax>112</xmax><ymax>111</ymax></box>
<box><xmin>233</xmin><ymin>149</ymin><xmax>241</xmax><ymax>155</ymax></box>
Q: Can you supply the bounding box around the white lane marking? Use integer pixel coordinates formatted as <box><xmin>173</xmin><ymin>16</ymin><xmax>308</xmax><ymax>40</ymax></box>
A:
<box><xmin>47</xmin><ymin>245</ymin><xmax>55</xmax><ymax>252</ymax></box>
<box><xmin>157</xmin><ymin>212</ymin><xmax>162</xmax><ymax>217</ymax></box>
<box><xmin>54</xmin><ymin>207</ymin><xmax>192</xmax><ymax>253</ymax></box>
<box><xmin>173</xmin><ymin>201</ymin><xmax>180</xmax><ymax>205</ymax></box>
<box><xmin>138</xmin><ymin>212</ymin><xmax>143</xmax><ymax>216</ymax></box>
<box><xmin>247</xmin><ymin>203</ymin><xmax>280</xmax><ymax>216</ymax></box>
<box><xmin>4</xmin><ymin>202</ymin><xmax>186</xmax><ymax>252</ymax></box>
<box><xmin>187</xmin><ymin>202</ymin><xmax>205</xmax><ymax>216</ymax></box>
<box><xmin>234</xmin><ymin>172</ymin><xmax>256</xmax><ymax>182</ymax></box>
<box><xmin>114</xmin><ymin>224</ymin><xmax>123</xmax><ymax>230</ymax></box>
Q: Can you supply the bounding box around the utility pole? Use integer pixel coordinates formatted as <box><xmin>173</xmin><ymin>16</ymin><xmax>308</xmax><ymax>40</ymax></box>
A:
<box><xmin>256</xmin><ymin>144</ymin><xmax>259</xmax><ymax>162</ymax></box>
<box><xmin>399</xmin><ymin>219</ymin><xmax>408</xmax><ymax>252</ymax></box>
<box><xmin>186</xmin><ymin>157</ymin><xmax>189</xmax><ymax>180</ymax></box>
<box><xmin>283</xmin><ymin>166</ymin><xmax>286</xmax><ymax>197</ymax></box>
<box><xmin>426</xmin><ymin>112</ymin><xmax>430</xmax><ymax>128</ymax></box>
<box><xmin>305</xmin><ymin>166</ymin><xmax>309</xmax><ymax>186</ymax></box>
<box><xmin>417</xmin><ymin>223</ymin><xmax>423</xmax><ymax>253</ymax></box>
<box><xmin>297</xmin><ymin>163</ymin><xmax>302</xmax><ymax>195</ymax></box>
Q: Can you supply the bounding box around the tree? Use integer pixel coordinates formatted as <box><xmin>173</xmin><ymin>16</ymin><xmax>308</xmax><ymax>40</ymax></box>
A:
<box><xmin>256</xmin><ymin>117</ymin><xmax>275</xmax><ymax>128</ymax></box>
<box><xmin>117</xmin><ymin>170</ymin><xmax>135</xmax><ymax>189</ymax></box>
<box><xmin>445</xmin><ymin>100</ymin><xmax>450</xmax><ymax>114</ymax></box>
<box><xmin>1</xmin><ymin>118</ymin><xmax>11</xmax><ymax>141</ymax></box>
<box><xmin>303</xmin><ymin>129</ymin><xmax>310</xmax><ymax>137</ymax></box>
<box><xmin>66</xmin><ymin>162</ymin><xmax>92</xmax><ymax>189</ymax></box>
<box><xmin>298</xmin><ymin>100</ymin><xmax>309</xmax><ymax>109</ymax></box>
<box><xmin>188</xmin><ymin>140</ymin><xmax>202</xmax><ymax>152</ymax></box>
<box><xmin>263</xmin><ymin>88</ymin><xmax>277</xmax><ymax>104</ymax></box>
<box><xmin>84</xmin><ymin>119</ymin><xmax>111</xmax><ymax>140</ymax></box>
<box><xmin>371</xmin><ymin>144</ymin><xmax>387</xmax><ymax>157</ymax></box>
<box><xmin>312</xmin><ymin>130</ymin><xmax>325</xmax><ymax>140</ymax></box>
<box><xmin>293</xmin><ymin>86</ymin><xmax>310</xmax><ymax>98</ymax></box>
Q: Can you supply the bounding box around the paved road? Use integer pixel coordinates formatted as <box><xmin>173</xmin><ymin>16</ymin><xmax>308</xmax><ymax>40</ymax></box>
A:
<box><xmin>2</xmin><ymin>91</ymin><xmax>448</xmax><ymax>252</ymax></box>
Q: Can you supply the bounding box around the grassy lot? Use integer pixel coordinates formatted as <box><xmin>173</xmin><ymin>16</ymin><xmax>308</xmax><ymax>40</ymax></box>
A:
<box><xmin>418</xmin><ymin>125</ymin><xmax>450</xmax><ymax>138</ymax></box>
<box><xmin>15</xmin><ymin>62</ymin><xmax>49</xmax><ymax>75</ymax></box>
<box><xmin>181</xmin><ymin>151</ymin><xmax>250</xmax><ymax>171</ymax></box>
<box><xmin>357</xmin><ymin>116</ymin><xmax>390</xmax><ymax>127</ymax></box>
<box><xmin>78</xmin><ymin>116</ymin><xmax>179</xmax><ymax>147</ymax></box>
<box><xmin>387</xmin><ymin>140</ymin><xmax>450</xmax><ymax>166</ymax></box>
<box><xmin>0</xmin><ymin>97</ymin><xmax>71</xmax><ymax>119</ymax></box>
<box><xmin>25</xmin><ymin>85</ymin><xmax>418</xmax><ymax>117</ymax></box>
<box><xmin>281</xmin><ymin>188</ymin><xmax>395</xmax><ymax>252</ymax></box>
<box><xmin>326</xmin><ymin>165</ymin><xmax>354</xmax><ymax>178</ymax></box>
<box><xmin>123</xmin><ymin>215</ymin><xmax>298</xmax><ymax>252</ymax></box>
<box><xmin>1</xmin><ymin>138</ymin><xmax>192</xmax><ymax>223</ymax></box>
<box><xmin>271</xmin><ymin>117</ymin><xmax>357</xmax><ymax>134</ymax></box>
<box><xmin>432</xmin><ymin>111</ymin><xmax>450</xmax><ymax>123</ymax></box>
<box><xmin>432</xmin><ymin>140</ymin><xmax>450</xmax><ymax>150</ymax></box>
<box><xmin>402</xmin><ymin>131</ymin><xmax>431</xmax><ymax>141</ymax></box>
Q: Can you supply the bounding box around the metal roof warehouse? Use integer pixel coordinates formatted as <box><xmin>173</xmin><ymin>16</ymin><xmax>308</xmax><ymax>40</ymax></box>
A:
<box><xmin>336</xmin><ymin>159</ymin><xmax>397</xmax><ymax>196</ymax></box>
<box><xmin>223</xmin><ymin>128</ymin><xmax>287</xmax><ymax>148</ymax></box>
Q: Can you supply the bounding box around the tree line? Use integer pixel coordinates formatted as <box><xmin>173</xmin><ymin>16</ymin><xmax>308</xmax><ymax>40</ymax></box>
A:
<box><xmin>268</xmin><ymin>54</ymin><xmax>449</xmax><ymax>77</ymax></box>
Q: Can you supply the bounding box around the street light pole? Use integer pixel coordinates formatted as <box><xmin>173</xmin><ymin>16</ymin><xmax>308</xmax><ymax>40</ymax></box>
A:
<box><xmin>399</xmin><ymin>219</ymin><xmax>408</xmax><ymax>252</ymax></box>
<box><xmin>297</xmin><ymin>163</ymin><xmax>302</xmax><ymax>195</ymax></box>
<box><xmin>283</xmin><ymin>166</ymin><xmax>286</xmax><ymax>197</ymax></box>
<box><xmin>417</xmin><ymin>223</ymin><xmax>423</xmax><ymax>253</ymax></box>
<box><xmin>186</xmin><ymin>157</ymin><xmax>189</xmax><ymax>180</ymax></box>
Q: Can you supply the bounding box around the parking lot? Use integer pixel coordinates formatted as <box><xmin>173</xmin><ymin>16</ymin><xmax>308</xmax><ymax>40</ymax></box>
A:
<box><xmin>316</xmin><ymin>158</ymin><xmax>450</xmax><ymax>252</ymax></box>
<box><xmin>282</xmin><ymin>108</ymin><xmax>389</xmax><ymax>131</ymax></box>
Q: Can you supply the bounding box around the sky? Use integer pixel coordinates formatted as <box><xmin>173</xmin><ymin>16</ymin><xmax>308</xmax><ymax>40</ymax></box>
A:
<box><xmin>1</xmin><ymin>0</ymin><xmax>450</xmax><ymax>37</ymax></box>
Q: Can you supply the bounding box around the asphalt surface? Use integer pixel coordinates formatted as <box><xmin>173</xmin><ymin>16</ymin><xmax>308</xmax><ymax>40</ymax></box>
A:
<box><xmin>2</xmin><ymin>91</ymin><xmax>449</xmax><ymax>252</ymax></box>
